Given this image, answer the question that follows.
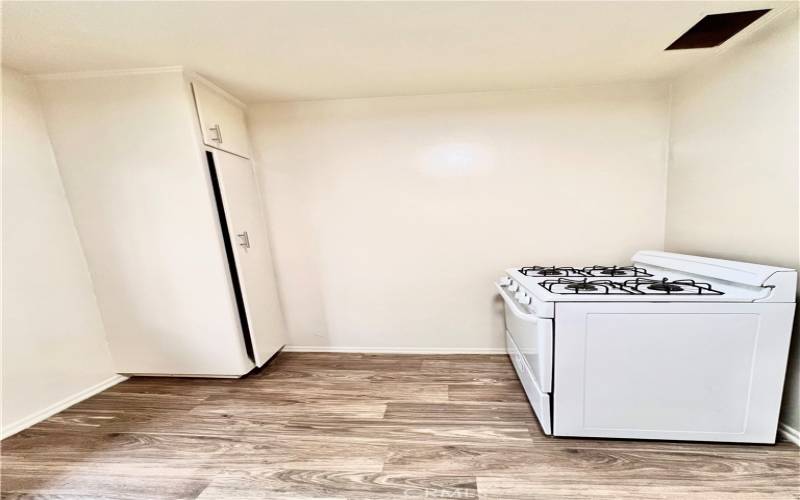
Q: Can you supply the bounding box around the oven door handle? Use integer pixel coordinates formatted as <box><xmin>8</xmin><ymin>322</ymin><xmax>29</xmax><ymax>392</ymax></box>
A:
<box><xmin>495</xmin><ymin>283</ymin><xmax>546</xmax><ymax>321</ymax></box>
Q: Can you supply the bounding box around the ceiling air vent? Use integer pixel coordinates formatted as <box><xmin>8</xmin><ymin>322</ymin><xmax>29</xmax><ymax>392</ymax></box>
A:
<box><xmin>665</xmin><ymin>9</ymin><xmax>770</xmax><ymax>50</ymax></box>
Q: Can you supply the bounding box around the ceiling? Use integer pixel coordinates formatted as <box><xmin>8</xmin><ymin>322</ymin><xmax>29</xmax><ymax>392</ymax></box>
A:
<box><xmin>2</xmin><ymin>1</ymin><xmax>793</xmax><ymax>103</ymax></box>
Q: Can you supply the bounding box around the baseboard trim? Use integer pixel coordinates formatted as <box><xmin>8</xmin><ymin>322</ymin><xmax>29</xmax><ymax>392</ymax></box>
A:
<box><xmin>283</xmin><ymin>345</ymin><xmax>507</xmax><ymax>355</ymax></box>
<box><xmin>1</xmin><ymin>374</ymin><xmax>128</xmax><ymax>440</ymax></box>
<box><xmin>778</xmin><ymin>422</ymin><xmax>800</xmax><ymax>446</ymax></box>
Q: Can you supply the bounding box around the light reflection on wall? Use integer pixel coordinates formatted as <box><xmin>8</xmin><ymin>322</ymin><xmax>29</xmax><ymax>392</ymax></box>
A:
<box><xmin>419</xmin><ymin>142</ymin><xmax>494</xmax><ymax>177</ymax></box>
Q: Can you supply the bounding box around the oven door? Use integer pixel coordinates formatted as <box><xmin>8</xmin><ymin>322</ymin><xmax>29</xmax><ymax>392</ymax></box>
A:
<box><xmin>507</xmin><ymin>331</ymin><xmax>551</xmax><ymax>434</ymax></box>
<box><xmin>496</xmin><ymin>283</ymin><xmax>554</xmax><ymax>392</ymax></box>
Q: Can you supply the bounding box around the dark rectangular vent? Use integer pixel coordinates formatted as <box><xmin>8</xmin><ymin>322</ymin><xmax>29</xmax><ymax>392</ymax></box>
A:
<box><xmin>665</xmin><ymin>9</ymin><xmax>769</xmax><ymax>50</ymax></box>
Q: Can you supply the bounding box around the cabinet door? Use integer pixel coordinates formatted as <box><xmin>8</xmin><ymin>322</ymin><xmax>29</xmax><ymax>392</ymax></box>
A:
<box><xmin>211</xmin><ymin>151</ymin><xmax>286</xmax><ymax>366</ymax></box>
<box><xmin>192</xmin><ymin>81</ymin><xmax>251</xmax><ymax>159</ymax></box>
<box><xmin>553</xmin><ymin>302</ymin><xmax>794</xmax><ymax>443</ymax></box>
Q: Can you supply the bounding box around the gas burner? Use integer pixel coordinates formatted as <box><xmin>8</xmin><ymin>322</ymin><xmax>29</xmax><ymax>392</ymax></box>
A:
<box><xmin>565</xmin><ymin>282</ymin><xmax>598</xmax><ymax>291</ymax></box>
<box><xmin>540</xmin><ymin>269</ymin><xmax>564</xmax><ymax>276</ymax></box>
<box><xmin>624</xmin><ymin>278</ymin><xmax>724</xmax><ymax>295</ymax></box>
<box><xmin>520</xmin><ymin>266</ymin><xmax>585</xmax><ymax>277</ymax></box>
<box><xmin>582</xmin><ymin>265</ymin><xmax>653</xmax><ymax>278</ymax></box>
<box><xmin>648</xmin><ymin>282</ymin><xmax>683</xmax><ymax>292</ymax></box>
<box><xmin>540</xmin><ymin>278</ymin><xmax>634</xmax><ymax>295</ymax></box>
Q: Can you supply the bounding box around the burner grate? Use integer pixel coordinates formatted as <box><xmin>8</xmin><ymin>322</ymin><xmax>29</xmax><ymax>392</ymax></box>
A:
<box><xmin>582</xmin><ymin>265</ymin><xmax>653</xmax><ymax>277</ymax></box>
<box><xmin>539</xmin><ymin>277</ymin><xmax>725</xmax><ymax>295</ymax></box>
<box><xmin>519</xmin><ymin>266</ymin><xmax>585</xmax><ymax>277</ymax></box>
<box><xmin>520</xmin><ymin>265</ymin><xmax>655</xmax><ymax>278</ymax></box>
<box><xmin>539</xmin><ymin>278</ymin><xmax>634</xmax><ymax>295</ymax></box>
<box><xmin>623</xmin><ymin>278</ymin><xmax>724</xmax><ymax>295</ymax></box>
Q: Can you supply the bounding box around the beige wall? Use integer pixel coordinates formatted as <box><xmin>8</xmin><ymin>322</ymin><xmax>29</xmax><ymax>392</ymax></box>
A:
<box><xmin>1</xmin><ymin>67</ymin><xmax>116</xmax><ymax>436</ymax></box>
<box><xmin>249</xmin><ymin>83</ymin><xmax>670</xmax><ymax>351</ymax></box>
<box><xmin>665</xmin><ymin>11</ymin><xmax>799</xmax><ymax>429</ymax></box>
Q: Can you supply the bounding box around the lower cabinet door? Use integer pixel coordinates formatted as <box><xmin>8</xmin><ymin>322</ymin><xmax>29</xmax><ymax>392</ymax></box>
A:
<box><xmin>210</xmin><ymin>150</ymin><xmax>286</xmax><ymax>366</ymax></box>
<box><xmin>553</xmin><ymin>302</ymin><xmax>794</xmax><ymax>443</ymax></box>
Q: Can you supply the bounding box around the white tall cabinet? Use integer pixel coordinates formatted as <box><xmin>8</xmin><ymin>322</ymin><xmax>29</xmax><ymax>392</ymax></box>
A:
<box><xmin>36</xmin><ymin>68</ymin><xmax>286</xmax><ymax>376</ymax></box>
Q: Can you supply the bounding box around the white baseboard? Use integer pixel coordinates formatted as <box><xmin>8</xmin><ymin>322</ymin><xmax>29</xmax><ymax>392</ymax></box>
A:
<box><xmin>1</xmin><ymin>374</ymin><xmax>128</xmax><ymax>440</ymax></box>
<box><xmin>283</xmin><ymin>345</ymin><xmax>507</xmax><ymax>355</ymax></box>
<box><xmin>778</xmin><ymin>422</ymin><xmax>800</xmax><ymax>446</ymax></box>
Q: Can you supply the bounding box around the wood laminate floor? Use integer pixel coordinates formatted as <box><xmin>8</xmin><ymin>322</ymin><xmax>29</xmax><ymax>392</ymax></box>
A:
<box><xmin>2</xmin><ymin>352</ymin><xmax>798</xmax><ymax>499</ymax></box>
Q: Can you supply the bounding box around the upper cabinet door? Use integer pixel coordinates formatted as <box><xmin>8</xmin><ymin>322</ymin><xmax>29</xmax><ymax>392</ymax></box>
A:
<box><xmin>192</xmin><ymin>81</ymin><xmax>251</xmax><ymax>159</ymax></box>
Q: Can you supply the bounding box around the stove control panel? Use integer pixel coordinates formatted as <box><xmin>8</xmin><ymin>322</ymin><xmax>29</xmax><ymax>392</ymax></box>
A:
<box><xmin>499</xmin><ymin>277</ymin><xmax>534</xmax><ymax>306</ymax></box>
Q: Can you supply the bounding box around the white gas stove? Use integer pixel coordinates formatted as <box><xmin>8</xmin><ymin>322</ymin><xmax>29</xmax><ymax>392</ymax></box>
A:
<box><xmin>496</xmin><ymin>250</ymin><xmax>796</xmax><ymax>443</ymax></box>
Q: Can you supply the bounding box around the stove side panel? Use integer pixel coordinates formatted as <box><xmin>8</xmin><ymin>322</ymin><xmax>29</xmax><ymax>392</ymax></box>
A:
<box><xmin>552</xmin><ymin>302</ymin><xmax>795</xmax><ymax>443</ymax></box>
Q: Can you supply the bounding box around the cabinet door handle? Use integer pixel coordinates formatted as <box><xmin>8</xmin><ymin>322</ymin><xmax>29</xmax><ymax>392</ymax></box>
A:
<box><xmin>237</xmin><ymin>231</ymin><xmax>250</xmax><ymax>249</ymax></box>
<box><xmin>209</xmin><ymin>124</ymin><xmax>223</xmax><ymax>143</ymax></box>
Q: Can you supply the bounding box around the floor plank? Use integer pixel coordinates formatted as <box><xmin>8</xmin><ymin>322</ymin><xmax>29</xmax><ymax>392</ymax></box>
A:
<box><xmin>174</xmin><ymin>417</ymin><xmax>533</xmax><ymax>446</ymax></box>
<box><xmin>383</xmin><ymin>401</ymin><xmax>536</xmax><ymax>425</ymax></box>
<box><xmin>476</xmin><ymin>476</ymin><xmax>796</xmax><ymax>500</ymax></box>
<box><xmin>2</xmin><ymin>351</ymin><xmax>797</xmax><ymax>500</ymax></box>
<box><xmin>200</xmin><ymin>380</ymin><xmax>450</xmax><ymax>403</ymax></box>
<box><xmin>448</xmin><ymin>381</ymin><xmax>529</xmax><ymax>403</ymax></box>
<box><xmin>383</xmin><ymin>442</ymin><xmax>798</xmax><ymax>484</ymax></box>
<box><xmin>196</xmin><ymin>470</ymin><xmax>478</xmax><ymax>500</ymax></box>
<box><xmin>1</xmin><ymin>466</ymin><xmax>210</xmax><ymax>500</ymax></box>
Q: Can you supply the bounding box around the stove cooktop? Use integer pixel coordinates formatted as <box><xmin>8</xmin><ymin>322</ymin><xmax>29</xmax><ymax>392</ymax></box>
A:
<box><xmin>505</xmin><ymin>251</ymin><xmax>793</xmax><ymax>304</ymax></box>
